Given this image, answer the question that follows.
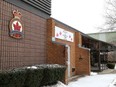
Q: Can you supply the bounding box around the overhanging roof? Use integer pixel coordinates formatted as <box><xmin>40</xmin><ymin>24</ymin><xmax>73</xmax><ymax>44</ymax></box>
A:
<box><xmin>82</xmin><ymin>34</ymin><xmax>116</xmax><ymax>52</ymax></box>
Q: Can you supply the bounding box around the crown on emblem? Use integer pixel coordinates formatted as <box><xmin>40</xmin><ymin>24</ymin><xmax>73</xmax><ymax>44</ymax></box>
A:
<box><xmin>13</xmin><ymin>10</ymin><xmax>22</xmax><ymax>19</ymax></box>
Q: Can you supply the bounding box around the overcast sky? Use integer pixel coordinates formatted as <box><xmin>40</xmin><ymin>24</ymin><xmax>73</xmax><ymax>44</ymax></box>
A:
<box><xmin>51</xmin><ymin>0</ymin><xmax>106</xmax><ymax>34</ymax></box>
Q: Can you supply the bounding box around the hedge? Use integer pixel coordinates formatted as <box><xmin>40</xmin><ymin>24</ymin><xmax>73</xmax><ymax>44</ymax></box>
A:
<box><xmin>107</xmin><ymin>63</ymin><xmax>115</xmax><ymax>69</ymax></box>
<box><xmin>0</xmin><ymin>64</ymin><xmax>66</xmax><ymax>87</ymax></box>
<box><xmin>39</xmin><ymin>64</ymin><xmax>66</xmax><ymax>86</ymax></box>
<box><xmin>0</xmin><ymin>68</ymin><xmax>26</xmax><ymax>87</ymax></box>
<box><xmin>24</xmin><ymin>67</ymin><xmax>44</xmax><ymax>87</ymax></box>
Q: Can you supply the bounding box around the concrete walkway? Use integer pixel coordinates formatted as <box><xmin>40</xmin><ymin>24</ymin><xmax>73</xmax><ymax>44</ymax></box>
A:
<box><xmin>99</xmin><ymin>69</ymin><xmax>116</xmax><ymax>74</ymax></box>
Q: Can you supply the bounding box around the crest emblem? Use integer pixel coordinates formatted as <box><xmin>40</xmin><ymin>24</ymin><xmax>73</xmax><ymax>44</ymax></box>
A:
<box><xmin>9</xmin><ymin>10</ymin><xmax>23</xmax><ymax>39</ymax></box>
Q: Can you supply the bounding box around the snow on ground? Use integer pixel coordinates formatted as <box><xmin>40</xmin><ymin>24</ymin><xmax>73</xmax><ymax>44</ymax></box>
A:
<box><xmin>68</xmin><ymin>74</ymin><xmax>116</xmax><ymax>87</ymax></box>
<box><xmin>109</xmin><ymin>78</ymin><xmax>116</xmax><ymax>87</ymax></box>
<box><xmin>44</xmin><ymin>74</ymin><xmax>116</xmax><ymax>87</ymax></box>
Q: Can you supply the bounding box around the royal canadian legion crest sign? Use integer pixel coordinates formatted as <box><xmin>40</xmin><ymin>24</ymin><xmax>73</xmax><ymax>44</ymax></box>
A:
<box><xmin>9</xmin><ymin>10</ymin><xmax>23</xmax><ymax>39</ymax></box>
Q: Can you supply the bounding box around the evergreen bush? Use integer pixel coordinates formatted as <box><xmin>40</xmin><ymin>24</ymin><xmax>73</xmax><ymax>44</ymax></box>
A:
<box><xmin>40</xmin><ymin>64</ymin><xmax>66</xmax><ymax>86</ymax></box>
<box><xmin>0</xmin><ymin>64</ymin><xmax>66</xmax><ymax>87</ymax></box>
<box><xmin>24</xmin><ymin>67</ymin><xmax>44</xmax><ymax>87</ymax></box>
<box><xmin>0</xmin><ymin>69</ymin><xmax>26</xmax><ymax>87</ymax></box>
<box><xmin>107</xmin><ymin>63</ymin><xmax>115</xmax><ymax>69</ymax></box>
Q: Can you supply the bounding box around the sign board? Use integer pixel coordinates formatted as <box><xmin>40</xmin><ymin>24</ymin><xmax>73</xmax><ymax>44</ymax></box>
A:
<box><xmin>55</xmin><ymin>26</ymin><xmax>74</xmax><ymax>42</ymax></box>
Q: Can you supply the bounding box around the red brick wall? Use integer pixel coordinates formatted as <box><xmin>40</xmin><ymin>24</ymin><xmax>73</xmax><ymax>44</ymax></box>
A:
<box><xmin>76</xmin><ymin>47</ymin><xmax>90</xmax><ymax>75</ymax></box>
<box><xmin>47</xmin><ymin>43</ymin><xmax>66</xmax><ymax>65</ymax></box>
<box><xmin>74</xmin><ymin>32</ymin><xmax>90</xmax><ymax>75</ymax></box>
<box><xmin>47</xmin><ymin>19</ymin><xmax>66</xmax><ymax>65</ymax></box>
<box><xmin>0</xmin><ymin>0</ymin><xmax>47</xmax><ymax>70</ymax></box>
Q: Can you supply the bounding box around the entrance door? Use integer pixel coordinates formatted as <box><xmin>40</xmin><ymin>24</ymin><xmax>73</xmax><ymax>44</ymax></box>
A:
<box><xmin>65</xmin><ymin>45</ymin><xmax>71</xmax><ymax>78</ymax></box>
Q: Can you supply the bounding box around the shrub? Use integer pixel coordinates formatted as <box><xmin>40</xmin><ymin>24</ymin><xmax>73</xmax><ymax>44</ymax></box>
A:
<box><xmin>24</xmin><ymin>67</ymin><xmax>44</xmax><ymax>87</ymax></box>
<box><xmin>0</xmin><ymin>64</ymin><xmax>66</xmax><ymax>87</ymax></box>
<box><xmin>9</xmin><ymin>68</ymin><xmax>26</xmax><ymax>87</ymax></box>
<box><xmin>0</xmin><ymin>71</ymin><xmax>11</xmax><ymax>87</ymax></box>
<box><xmin>40</xmin><ymin>64</ymin><xmax>66</xmax><ymax>86</ymax></box>
<box><xmin>107</xmin><ymin>63</ymin><xmax>115</xmax><ymax>69</ymax></box>
<box><xmin>0</xmin><ymin>69</ymin><xmax>26</xmax><ymax>87</ymax></box>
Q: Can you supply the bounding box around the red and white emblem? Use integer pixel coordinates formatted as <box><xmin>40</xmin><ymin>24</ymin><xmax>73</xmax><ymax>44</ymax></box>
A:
<box><xmin>9</xmin><ymin>10</ymin><xmax>23</xmax><ymax>39</ymax></box>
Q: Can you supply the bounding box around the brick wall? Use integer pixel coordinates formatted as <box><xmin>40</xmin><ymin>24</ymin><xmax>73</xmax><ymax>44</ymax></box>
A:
<box><xmin>47</xmin><ymin>19</ymin><xmax>66</xmax><ymax>65</ymax></box>
<box><xmin>75</xmin><ymin>32</ymin><xmax>90</xmax><ymax>75</ymax></box>
<box><xmin>0</xmin><ymin>0</ymin><xmax>47</xmax><ymax>70</ymax></box>
<box><xmin>47</xmin><ymin>42</ymin><xmax>66</xmax><ymax>65</ymax></box>
<box><xmin>76</xmin><ymin>47</ymin><xmax>90</xmax><ymax>75</ymax></box>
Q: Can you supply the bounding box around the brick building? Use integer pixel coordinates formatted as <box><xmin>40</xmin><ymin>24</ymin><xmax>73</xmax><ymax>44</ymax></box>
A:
<box><xmin>0</xmin><ymin>0</ymin><xmax>116</xmax><ymax>83</ymax></box>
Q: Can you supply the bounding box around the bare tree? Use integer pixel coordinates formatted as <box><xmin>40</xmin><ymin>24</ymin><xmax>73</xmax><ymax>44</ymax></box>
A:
<box><xmin>100</xmin><ymin>0</ymin><xmax>116</xmax><ymax>32</ymax></box>
<box><xmin>97</xmin><ymin>0</ymin><xmax>116</xmax><ymax>63</ymax></box>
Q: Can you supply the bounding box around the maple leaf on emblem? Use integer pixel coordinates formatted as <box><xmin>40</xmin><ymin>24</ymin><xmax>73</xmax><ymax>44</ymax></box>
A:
<box><xmin>13</xmin><ymin>21</ymin><xmax>21</xmax><ymax>31</ymax></box>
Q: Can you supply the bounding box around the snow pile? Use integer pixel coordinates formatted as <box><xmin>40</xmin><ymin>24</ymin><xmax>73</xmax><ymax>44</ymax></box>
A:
<box><xmin>56</xmin><ymin>81</ymin><xmax>67</xmax><ymax>87</ymax></box>
<box><xmin>27</xmin><ymin>66</ymin><xmax>37</xmax><ymax>69</ymax></box>
<box><xmin>90</xmin><ymin>72</ymin><xmax>97</xmax><ymax>75</ymax></box>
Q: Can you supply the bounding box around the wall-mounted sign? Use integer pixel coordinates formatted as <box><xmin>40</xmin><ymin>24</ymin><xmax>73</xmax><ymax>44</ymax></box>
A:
<box><xmin>9</xmin><ymin>10</ymin><xmax>23</xmax><ymax>39</ymax></box>
<box><xmin>55</xmin><ymin>26</ymin><xmax>74</xmax><ymax>42</ymax></box>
